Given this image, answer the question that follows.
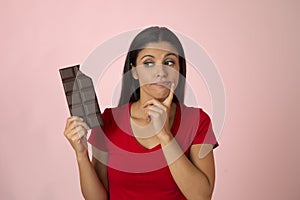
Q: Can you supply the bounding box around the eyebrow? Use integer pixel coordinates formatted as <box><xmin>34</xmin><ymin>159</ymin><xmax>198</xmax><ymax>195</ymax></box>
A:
<box><xmin>140</xmin><ymin>52</ymin><xmax>178</xmax><ymax>60</ymax></box>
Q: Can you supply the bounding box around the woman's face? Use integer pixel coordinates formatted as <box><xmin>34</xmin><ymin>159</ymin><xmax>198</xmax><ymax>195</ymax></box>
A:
<box><xmin>132</xmin><ymin>41</ymin><xmax>180</xmax><ymax>101</ymax></box>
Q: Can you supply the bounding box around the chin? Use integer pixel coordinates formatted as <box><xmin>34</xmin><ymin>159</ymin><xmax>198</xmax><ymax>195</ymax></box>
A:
<box><xmin>153</xmin><ymin>92</ymin><xmax>169</xmax><ymax>101</ymax></box>
<box><xmin>141</xmin><ymin>86</ymin><xmax>170</xmax><ymax>101</ymax></box>
<box><xmin>154</xmin><ymin>97</ymin><xmax>166</xmax><ymax>102</ymax></box>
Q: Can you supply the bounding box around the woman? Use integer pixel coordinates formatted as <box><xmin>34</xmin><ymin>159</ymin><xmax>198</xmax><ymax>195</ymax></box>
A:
<box><xmin>64</xmin><ymin>26</ymin><xmax>218</xmax><ymax>200</ymax></box>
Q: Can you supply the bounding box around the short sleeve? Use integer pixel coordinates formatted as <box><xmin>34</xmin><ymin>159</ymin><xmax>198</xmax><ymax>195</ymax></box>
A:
<box><xmin>87</xmin><ymin>108</ymin><xmax>111</xmax><ymax>151</ymax></box>
<box><xmin>192</xmin><ymin>109</ymin><xmax>219</xmax><ymax>149</ymax></box>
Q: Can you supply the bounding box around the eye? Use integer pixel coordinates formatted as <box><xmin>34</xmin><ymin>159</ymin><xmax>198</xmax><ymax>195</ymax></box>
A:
<box><xmin>164</xmin><ymin>60</ymin><xmax>175</xmax><ymax>66</ymax></box>
<box><xmin>143</xmin><ymin>61</ymin><xmax>154</xmax><ymax>67</ymax></box>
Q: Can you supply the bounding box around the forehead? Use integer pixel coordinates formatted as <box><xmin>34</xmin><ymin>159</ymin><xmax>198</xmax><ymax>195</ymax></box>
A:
<box><xmin>138</xmin><ymin>42</ymin><xmax>178</xmax><ymax>57</ymax></box>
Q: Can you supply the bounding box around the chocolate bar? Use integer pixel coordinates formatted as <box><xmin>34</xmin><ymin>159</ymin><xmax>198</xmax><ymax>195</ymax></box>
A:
<box><xmin>59</xmin><ymin>65</ymin><xmax>104</xmax><ymax>128</ymax></box>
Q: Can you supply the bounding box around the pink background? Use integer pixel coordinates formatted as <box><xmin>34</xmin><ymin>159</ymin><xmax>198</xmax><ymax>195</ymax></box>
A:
<box><xmin>1</xmin><ymin>0</ymin><xmax>299</xmax><ymax>199</ymax></box>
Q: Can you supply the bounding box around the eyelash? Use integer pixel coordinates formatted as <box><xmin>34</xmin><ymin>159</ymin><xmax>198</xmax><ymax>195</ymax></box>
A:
<box><xmin>143</xmin><ymin>60</ymin><xmax>175</xmax><ymax>67</ymax></box>
<box><xmin>143</xmin><ymin>61</ymin><xmax>154</xmax><ymax>67</ymax></box>
<box><xmin>164</xmin><ymin>60</ymin><xmax>175</xmax><ymax>66</ymax></box>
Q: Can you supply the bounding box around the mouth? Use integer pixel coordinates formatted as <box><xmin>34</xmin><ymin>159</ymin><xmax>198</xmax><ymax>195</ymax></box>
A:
<box><xmin>151</xmin><ymin>81</ymin><xmax>171</xmax><ymax>88</ymax></box>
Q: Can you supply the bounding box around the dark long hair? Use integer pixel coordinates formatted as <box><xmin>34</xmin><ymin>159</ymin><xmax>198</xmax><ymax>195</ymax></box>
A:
<box><xmin>118</xmin><ymin>26</ymin><xmax>187</xmax><ymax>106</ymax></box>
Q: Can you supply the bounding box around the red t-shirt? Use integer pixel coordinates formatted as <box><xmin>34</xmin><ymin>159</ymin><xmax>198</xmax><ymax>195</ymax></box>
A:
<box><xmin>88</xmin><ymin>103</ymin><xmax>218</xmax><ymax>200</ymax></box>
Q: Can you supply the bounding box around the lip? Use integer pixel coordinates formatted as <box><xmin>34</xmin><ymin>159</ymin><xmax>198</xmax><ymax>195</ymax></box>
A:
<box><xmin>151</xmin><ymin>81</ymin><xmax>171</xmax><ymax>88</ymax></box>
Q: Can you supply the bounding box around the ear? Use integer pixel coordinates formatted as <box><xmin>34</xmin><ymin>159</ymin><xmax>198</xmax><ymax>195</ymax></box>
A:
<box><xmin>131</xmin><ymin>65</ymin><xmax>139</xmax><ymax>80</ymax></box>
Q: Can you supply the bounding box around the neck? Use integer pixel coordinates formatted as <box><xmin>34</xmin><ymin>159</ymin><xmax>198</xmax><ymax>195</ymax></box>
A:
<box><xmin>138</xmin><ymin>90</ymin><xmax>167</xmax><ymax>105</ymax></box>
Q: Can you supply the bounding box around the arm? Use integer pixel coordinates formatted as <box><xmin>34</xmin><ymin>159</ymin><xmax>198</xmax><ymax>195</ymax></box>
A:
<box><xmin>143</xmin><ymin>85</ymin><xmax>216</xmax><ymax>199</ymax></box>
<box><xmin>161</xmin><ymin>139</ymin><xmax>215</xmax><ymax>200</ymax></box>
<box><xmin>64</xmin><ymin>116</ymin><xmax>108</xmax><ymax>200</ymax></box>
<box><xmin>91</xmin><ymin>146</ymin><xmax>109</xmax><ymax>192</ymax></box>
<box><xmin>77</xmin><ymin>151</ymin><xmax>108</xmax><ymax>200</ymax></box>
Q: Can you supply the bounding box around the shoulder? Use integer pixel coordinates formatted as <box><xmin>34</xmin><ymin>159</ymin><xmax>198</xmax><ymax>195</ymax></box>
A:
<box><xmin>101</xmin><ymin>103</ymin><xmax>130</xmax><ymax>126</ymax></box>
<box><xmin>90</xmin><ymin>103</ymin><xmax>130</xmax><ymax>136</ymax></box>
<box><xmin>179</xmin><ymin>104</ymin><xmax>218</xmax><ymax>148</ymax></box>
<box><xmin>104</xmin><ymin>103</ymin><xmax>130</xmax><ymax>112</ymax></box>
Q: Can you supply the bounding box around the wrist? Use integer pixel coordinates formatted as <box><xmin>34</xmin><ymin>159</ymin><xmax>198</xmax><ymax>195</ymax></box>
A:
<box><xmin>161</xmin><ymin>137</ymin><xmax>184</xmax><ymax>165</ymax></box>
<box><xmin>158</xmin><ymin>131</ymin><xmax>173</xmax><ymax>147</ymax></box>
<box><xmin>76</xmin><ymin>150</ymin><xmax>89</xmax><ymax>162</ymax></box>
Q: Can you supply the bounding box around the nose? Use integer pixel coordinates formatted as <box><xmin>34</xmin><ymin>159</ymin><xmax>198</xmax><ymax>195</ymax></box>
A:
<box><xmin>155</xmin><ymin>64</ymin><xmax>167</xmax><ymax>78</ymax></box>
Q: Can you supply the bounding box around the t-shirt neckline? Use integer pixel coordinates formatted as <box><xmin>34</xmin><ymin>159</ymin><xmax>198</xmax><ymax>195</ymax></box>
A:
<box><xmin>128</xmin><ymin>101</ymin><xmax>181</xmax><ymax>151</ymax></box>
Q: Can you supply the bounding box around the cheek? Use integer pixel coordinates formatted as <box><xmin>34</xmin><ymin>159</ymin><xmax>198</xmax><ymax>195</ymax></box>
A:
<box><xmin>136</xmin><ymin>69</ymin><xmax>154</xmax><ymax>85</ymax></box>
<box><xmin>168</xmin><ymin>68</ymin><xmax>180</xmax><ymax>85</ymax></box>
<box><xmin>174</xmin><ymin>76</ymin><xmax>180</xmax><ymax>87</ymax></box>
<box><xmin>136</xmin><ymin>66</ymin><xmax>181</xmax><ymax>87</ymax></box>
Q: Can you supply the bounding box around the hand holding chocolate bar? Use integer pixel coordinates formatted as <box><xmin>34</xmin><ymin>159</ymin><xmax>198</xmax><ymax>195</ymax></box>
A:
<box><xmin>63</xmin><ymin>116</ymin><xmax>90</xmax><ymax>155</ymax></box>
